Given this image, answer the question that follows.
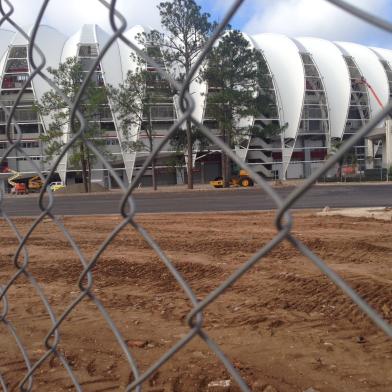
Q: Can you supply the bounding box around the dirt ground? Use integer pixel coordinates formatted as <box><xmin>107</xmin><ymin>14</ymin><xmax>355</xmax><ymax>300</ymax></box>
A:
<box><xmin>0</xmin><ymin>211</ymin><xmax>391</xmax><ymax>392</ymax></box>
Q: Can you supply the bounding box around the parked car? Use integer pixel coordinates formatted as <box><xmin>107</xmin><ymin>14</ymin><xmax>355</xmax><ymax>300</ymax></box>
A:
<box><xmin>49</xmin><ymin>182</ymin><xmax>65</xmax><ymax>192</ymax></box>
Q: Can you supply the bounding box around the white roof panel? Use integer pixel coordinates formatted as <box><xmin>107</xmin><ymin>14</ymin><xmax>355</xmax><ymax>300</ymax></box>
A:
<box><xmin>251</xmin><ymin>33</ymin><xmax>304</xmax><ymax>139</ymax></box>
<box><xmin>336</xmin><ymin>41</ymin><xmax>389</xmax><ymax>117</ymax></box>
<box><xmin>297</xmin><ymin>37</ymin><xmax>350</xmax><ymax>138</ymax></box>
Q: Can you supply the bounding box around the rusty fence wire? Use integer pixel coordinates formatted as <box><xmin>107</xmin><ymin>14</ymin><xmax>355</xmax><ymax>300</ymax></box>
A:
<box><xmin>0</xmin><ymin>0</ymin><xmax>391</xmax><ymax>390</ymax></box>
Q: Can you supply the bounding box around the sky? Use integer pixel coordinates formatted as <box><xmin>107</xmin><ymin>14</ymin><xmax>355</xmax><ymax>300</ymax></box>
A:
<box><xmin>2</xmin><ymin>0</ymin><xmax>392</xmax><ymax>48</ymax></box>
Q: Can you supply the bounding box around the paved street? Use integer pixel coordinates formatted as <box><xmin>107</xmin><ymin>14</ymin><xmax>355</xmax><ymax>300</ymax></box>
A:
<box><xmin>1</xmin><ymin>184</ymin><xmax>392</xmax><ymax>216</ymax></box>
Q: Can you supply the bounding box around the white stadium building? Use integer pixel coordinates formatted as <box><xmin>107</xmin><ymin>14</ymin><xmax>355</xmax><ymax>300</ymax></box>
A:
<box><xmin>0</xmin><ymin>24</ymin><xmax>391</xmax><ymax>188</ymax></box>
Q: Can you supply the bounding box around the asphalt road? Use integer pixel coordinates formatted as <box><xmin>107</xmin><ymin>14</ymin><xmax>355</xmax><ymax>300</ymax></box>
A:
<box><xmin>1</xmin><ymin>184</ymin><xmax>392</xmax><ymax>217</ymax></box>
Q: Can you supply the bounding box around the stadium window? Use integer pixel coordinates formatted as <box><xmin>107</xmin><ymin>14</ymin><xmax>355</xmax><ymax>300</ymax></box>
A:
<box><xmin>203</xmin><ymin>120</ymin><xmax>218</xmax><ymax>129</ymax></box>
<box><xmin>17</xmin><ymin>156</ymin><xmax>40</xmax><ymax>161</ymax></box>
<box><xmin>5</xmin><ymin>59</ymin><xmax>29</xmax><ymax>73</ymax></box>
<box><xmin>78</xmin><ymin>45</ymin><xmax>98</xmax><ymax>57</ymax></box>
<box><xmin>20</xmin><ymin>124</ymin><xmax>40</xmax><ymax>134</ymax></box>
<box><xmin>101</xmin><ymin>122</ymin><xmax>116</xmax><ymax>132</ymax></box>
<box><xmin>20</xmin><ymin>141</ymin><xmax>39</xmax><ymax>149</ymax></box>
<box><xmin>9</xmin><ymin>46</ymin><xmax>27</xmax><ymax>59</ymax></box>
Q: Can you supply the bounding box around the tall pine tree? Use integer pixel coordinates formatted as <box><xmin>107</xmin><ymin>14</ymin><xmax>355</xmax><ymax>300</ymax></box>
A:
<box><xmin>141</xmin><ymin>0</ymin><xmax>216</xmax><ymax>189</ymax></box>
<box><xmin>37</xmin><ymin>57</ymin><xmax>109</xmax><ymax>192</ymax></box>
<box><xmin>202</xmin><ymin>30</ymin><xmax>281</xmax><ymax>187</ymax></box>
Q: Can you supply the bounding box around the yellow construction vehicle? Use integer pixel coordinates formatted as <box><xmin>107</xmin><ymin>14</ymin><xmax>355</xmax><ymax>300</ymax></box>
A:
<box><xmin>210</xmin><ymin>169</ymin><xmax>254</xmax><ymax>188</ymax></box>
<box><xmin>8</xmin><ymin>171</ymin><xmax>43</xmax><ymax>193</ymax></box>
<box><xmin>28</xmin><ymin>176</ymin><xmax>43</xmax><ymax>191</ymax></box>
<box><xmin>8</xmin><ymin>170</ymin><xmax>29</xmax><ymax>195</ymax></box>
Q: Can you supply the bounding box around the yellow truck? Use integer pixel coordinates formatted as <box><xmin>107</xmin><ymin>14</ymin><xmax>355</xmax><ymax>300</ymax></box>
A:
<box><xmin>8</xmin><ymin>172</ymin><xmax>44</xmax><ymax>194</ymax></box>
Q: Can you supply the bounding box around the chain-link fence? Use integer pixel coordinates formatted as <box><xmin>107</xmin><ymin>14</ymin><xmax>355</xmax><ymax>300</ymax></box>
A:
<box><xmin>0</xmin><ymin>0</ymin><xmax>392</xmax><ymax>390</ymax></box>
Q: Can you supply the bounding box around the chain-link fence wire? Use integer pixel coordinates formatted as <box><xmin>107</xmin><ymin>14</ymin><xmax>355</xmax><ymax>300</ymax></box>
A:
<box><xmin>0</xmin><ymin>0</ymin><xmax>391</xmax><ymax>390</ymax></box>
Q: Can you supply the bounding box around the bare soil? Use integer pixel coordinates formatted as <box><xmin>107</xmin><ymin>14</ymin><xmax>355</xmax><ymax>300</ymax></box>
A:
<box><xmin>0</xmin><ymin>211</ymin><xmax>391</xmax><ymax>392</ymax></box>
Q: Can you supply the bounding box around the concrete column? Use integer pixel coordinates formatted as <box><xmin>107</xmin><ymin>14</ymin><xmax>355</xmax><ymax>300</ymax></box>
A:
<box><xmin>58</xmin><ymin>155</ymin><xmax>67</xmax><ymax>184</ymax></box>
<box><xmin>0</xmin><ymin>179</ymin><xmax>5</xmax><ymax>193</ymax></box>
<box><xmin>200</xmin><ymin>161</ymin><xmax>205</xmax><ymax>184</ymax></box>
<box><xmin>386</xmin><ymin>120</ymin><xmax>392</xmax><ymax>180</ymax></box>
<box><xmin>0</xmin><ymin>174</ymin><xmax>11</xmax><ymax>193</ymax></box>
<box><xmin>366</xmin><ymin>139</ymin><xmax>374</xmax><ymax>169</ymax></box>
<box><xmin>280</xmin><ymin>133</ymin><xmax>286</xmax><ymax>180</ymax></box>
<box><xmin>176</xmin><ymin>167</ymin><xmax>184</xmax><ymax>184</ymax></box>
<box><xmin>184</xmin><ymin>152</ymin><xmax>197</xmax><ymax>171</ymax></box>
<box><xmin>304</xmin><ymin>139</ymin><xmax>311</xmax><ymax>178</ymax></box>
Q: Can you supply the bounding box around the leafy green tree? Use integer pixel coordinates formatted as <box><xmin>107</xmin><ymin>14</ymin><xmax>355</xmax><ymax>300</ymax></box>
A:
<box><xmin>169</xmin><ymin>125</ymin><xmax>209</xmax><ymax>156</ymax></box>
<box><xmin>141</xmin><ymin>0</ymin><xmax>216</xmax><ymax>189</ymax></box>
<box><xmin>37</xmin><ymin>56</ymin><xmax>108</xmax><ymax>192</ymax></box>
<box><xmin>201</xmin><ymin>30</ymin><xmax>281</xmax><ymax>187</ymax></box>
<box><xmin>166</xmin><ymin>125</ymin><xmax>210</xmax><ymax>181</ymax></box>
<box><xmin>108</xmin><ymin>58</ymin><xmax>162</xmax><ymax>191</ymax></box>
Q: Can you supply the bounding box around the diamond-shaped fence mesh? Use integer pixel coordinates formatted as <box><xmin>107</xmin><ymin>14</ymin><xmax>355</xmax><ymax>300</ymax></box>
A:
<box><xmin>0</xmin><ymin>0</ymin><xmax>391</xmax><ymax>390</ymax></box>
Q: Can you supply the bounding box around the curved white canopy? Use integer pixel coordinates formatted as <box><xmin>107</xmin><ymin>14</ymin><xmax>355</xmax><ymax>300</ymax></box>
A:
<box><xmin>296</xmin><ymin>37</ymin><xmax>350</xmax><ymax>139</ymax></box>
<box><xmin>370</xmin><ymin>46</ymin><xmax>392</xmax><ymax>98</ymax></box>
<box><xmin>252</xmin><ymin>33</ymin><xmax>304</xmax><ymax>140</ymax></box>
<box><xmin>335</xmin><ymin>41</ymin><xmax>389</xmax><ymax>117</ymax></box>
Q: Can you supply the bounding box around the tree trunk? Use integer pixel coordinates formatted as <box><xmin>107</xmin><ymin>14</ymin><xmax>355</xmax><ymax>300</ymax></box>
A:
<box><xmin>225</xmin><ymin>152</ymin><xmax>230</xmax><ymax>187</ymax></box>
<box><xmin>221</xmin><ymin>129</ymin><xmax>230</xmax><ymax>188</ymax></box>
<box><xmin>186</xmin><ymin>119</ymin><xmax>193</xmax><ymax>189</ymax></box>
<box><xmin>148</xmin><ymin>134</ymin><xmax>157</xmax><ymax>191</ymax></box>
<box><xmin>339</xmin><ymin>157</ymin><xmax>344</xmax><ymax>182</ymax></box>
<box><xmin>151</xmin><ymin>158</ymin><xmax>157</xmax><ymax>191</ymax></box>
<box><xmin>183</xmin><ymin>56</ymin><xmax>194</xmax><ymax>190</ymax></box>
<box><xmin>86</xmin><ymin>152</ymin><xmax>92</xmax><ymax>193</ymax></box>
<box><xmin>80</xmin><ymin>143</ymin><xmax>88</xmax><ymax>193</ymax></box>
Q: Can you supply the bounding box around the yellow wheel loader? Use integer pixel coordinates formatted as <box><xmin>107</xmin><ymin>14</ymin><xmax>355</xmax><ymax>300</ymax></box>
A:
<box><xmin>28</xmin><ymin>176</ymin><xmax>43</xmax><ymax>191</ymax></box>
<box><xmin>209</xmin><ymin>169</ymin><xmax>254</xmax><ymax>188</ymax></box>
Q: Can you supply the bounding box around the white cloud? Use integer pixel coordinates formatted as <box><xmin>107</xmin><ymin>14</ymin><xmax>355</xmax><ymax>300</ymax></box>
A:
<box><xmin>2</xmin><ymin>0</ymin><xmax>391</xmax><ymax>47</ymax></box>
<box><xmin>243</xmin><ymin>0</ymin><xmax>391</xmax><ymax>46</ymax></box>
<box><xmin>0</xmin><ymin>0</ymin><xmax>161</xmax><ymax>35</ymax></box>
